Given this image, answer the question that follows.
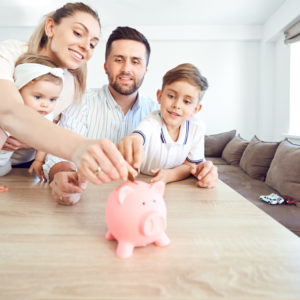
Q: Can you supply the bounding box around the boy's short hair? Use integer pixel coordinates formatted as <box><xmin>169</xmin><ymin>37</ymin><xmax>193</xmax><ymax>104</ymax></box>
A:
<box><xmin>105</xmin><ymin>26</ymin><xmax>151</xmax><ymax>65</ymax></box>
<box><xmin>162</xmin><ymin>63</ymin><xmax>208</xmax><ymax>102</ymax></box>
<box><xmin>15</xmin><ymin>53</ymin><xmax>63</xmax><ymax>86</ymax></box>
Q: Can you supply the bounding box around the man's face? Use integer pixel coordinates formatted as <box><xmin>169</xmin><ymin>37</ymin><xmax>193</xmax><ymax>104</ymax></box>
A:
<box><xmin>104</xmin><ymin>39</ymin><xmax>148</xmax><ymax>96</ymax></box>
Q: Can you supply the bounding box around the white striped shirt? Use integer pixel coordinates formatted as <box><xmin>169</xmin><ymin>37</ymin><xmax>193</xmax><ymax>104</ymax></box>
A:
<box><xmin>43</xmin><ymin>85</ymin><xmax>159</xmax><ymax>177</ymax></box>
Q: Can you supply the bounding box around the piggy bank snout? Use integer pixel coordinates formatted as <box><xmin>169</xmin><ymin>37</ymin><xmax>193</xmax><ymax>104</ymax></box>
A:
<box><xmin>140</xmin><ymin>212</ymin><xmax>166</xmax><ymax>237</ymax></box>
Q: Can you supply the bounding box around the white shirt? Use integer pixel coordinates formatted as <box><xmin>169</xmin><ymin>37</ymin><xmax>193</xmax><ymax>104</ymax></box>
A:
<box><xmin>43</xmin><ymin>85</ymin><xmax>159</xmax><ymax>177</ymax></box>
<box><xmin>133</xmin><ymin>111</ymin><xmax>205</xmax><ymax>175</ymax></box>
<box><xmin>0</xmin><ymin>112</ymin><xmax>54</xmax><ymax>176</ymax></box>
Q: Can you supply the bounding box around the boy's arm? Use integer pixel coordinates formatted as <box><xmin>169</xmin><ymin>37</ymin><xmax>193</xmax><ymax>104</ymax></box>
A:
<box><xmin>151</xmin><ymin>160</ymin><xmax>195</xmax><ymax>184</ymax></box>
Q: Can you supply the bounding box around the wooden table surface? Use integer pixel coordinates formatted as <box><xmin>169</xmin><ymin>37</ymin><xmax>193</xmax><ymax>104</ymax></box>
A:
<box><xmin>1</xmin><ymin>169</ymin><xmax>300</xmax><ymax>299</ymax></box>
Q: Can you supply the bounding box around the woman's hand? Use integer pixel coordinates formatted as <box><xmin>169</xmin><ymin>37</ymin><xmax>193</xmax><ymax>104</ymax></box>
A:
<box><xmin>72</xmin><ymin>138</ymin><xmax>137</xmax><ymax>185</ymax></box>
<box><xmin>2</xmin><ymin>137</ymin><xmax>31</xmax><ymax>151</ymax></box>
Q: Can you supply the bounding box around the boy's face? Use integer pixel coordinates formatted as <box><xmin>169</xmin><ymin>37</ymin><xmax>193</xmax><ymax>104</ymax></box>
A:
<box><xmin>20</xmin><ymin>80</ymin><xmax>62</xmax><ymax>115</ymax></box>
<box><xmin>157</xmin><ymin>80</ymin><xmax>202</xmax><ymax>129</ymax></box>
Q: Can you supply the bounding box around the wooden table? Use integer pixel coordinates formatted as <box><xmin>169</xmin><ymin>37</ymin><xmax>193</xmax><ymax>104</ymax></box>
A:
<box><xmin>1</xmin><ymin>169</ymin><xmax>300</xmax><ymax>299</ymax></box>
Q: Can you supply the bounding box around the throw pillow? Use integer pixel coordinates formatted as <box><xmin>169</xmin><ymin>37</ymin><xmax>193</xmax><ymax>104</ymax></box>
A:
<box><xmin>266</xmin><ymin>139</ymin><xmax>300</xmax><ymax>206</ymax></box>
<box><xmin>205</xmin><ymin>130</ymin><xmax>236</xmax><ymax>157</ymax></box>
<box><xmin>240</xmin><ymin>136</ymin><xmax>279</xmax><ymax>181</ymax></box>
<box><xmin>222</xmin><ymin>134</ymin><xmax>249</xmax><ymax>165</ymax></box>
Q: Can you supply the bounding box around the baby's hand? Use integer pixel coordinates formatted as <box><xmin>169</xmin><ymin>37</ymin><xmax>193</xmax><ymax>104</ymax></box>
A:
<box><xmin>0</xmin><ymin>183</ymin><xmax>9</xmax><ymax>193</ymax></box>
<box><xmin>150</xmin><ymin>168</ymin><xmax>169</xmax><ymax>183</ymax></box>
<box><xmin>28</xmin><ymin>160</ymin><xmax>46</xmax><ymax>182</ymax></box>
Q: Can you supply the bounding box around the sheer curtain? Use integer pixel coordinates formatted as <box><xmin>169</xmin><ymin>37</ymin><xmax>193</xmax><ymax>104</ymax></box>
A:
<box><xmin>285</xmin><ymin>18</ymin><xmax>300</xmax><ymax>136</ymax></box>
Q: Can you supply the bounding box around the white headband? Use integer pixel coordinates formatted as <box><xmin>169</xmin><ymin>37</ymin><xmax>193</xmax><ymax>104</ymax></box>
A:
<box><xmin>14</xmin><ymin>63</ymin><xmax>64</xmax><ymax>90</ymax></box>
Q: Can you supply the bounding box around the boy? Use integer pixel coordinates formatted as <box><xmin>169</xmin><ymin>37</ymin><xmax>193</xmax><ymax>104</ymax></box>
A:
<box><xmin>128</xmin><ymin>63</ymin><xmax>211</xmax><ymax>184</ymax></box>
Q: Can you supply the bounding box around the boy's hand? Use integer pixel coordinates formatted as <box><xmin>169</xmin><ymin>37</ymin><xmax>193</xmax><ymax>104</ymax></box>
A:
<box><xmin>150</xmin><ymin>168</ymin><xmax>169</xmax><ymax>183</ymax></box>
<box><xmin>28</xmin><ymin>160</ymin><xmax>46</xmax><ymax>182</ymax></box>
<box><xmin>190</xmin><ymin>161</ymin><xmax>218</xmax><ymax>188</ymax></box>
<box><xmin>117</xmin><ymin>134</ymin><xmax>144</xmax><ymax>169</ymax></box>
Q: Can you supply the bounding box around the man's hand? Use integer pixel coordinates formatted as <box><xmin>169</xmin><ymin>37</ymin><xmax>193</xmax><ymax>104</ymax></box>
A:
<box><xmin>190</xmin><ymin>161</ymin><xmax>218</xmax><ymax>188</ymax></box>
<box><xmin>2</xmin><ymin>136</ymin><xmax>30</xmax><ymax>151</ymax></box>
<box><xmin>117</xmin><ymin>134</ymin><xmax>144</xmax><ymax>169</ymax></box>
<box><xmin>49</xmin><ymin>171</ymin><xmax>87</xmax><ymax>206</ymax></box>
<box><xmin>28</xmin><ymin>160</ymin><xmax>46</xmax><ymax>182</ymax></box>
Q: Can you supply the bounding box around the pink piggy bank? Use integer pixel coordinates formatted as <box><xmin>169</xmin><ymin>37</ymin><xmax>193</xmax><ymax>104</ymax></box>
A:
<box><xmin>105</xmin><ymin>180</ymin><xmax>170</xmax><ymax>259</ymax></box>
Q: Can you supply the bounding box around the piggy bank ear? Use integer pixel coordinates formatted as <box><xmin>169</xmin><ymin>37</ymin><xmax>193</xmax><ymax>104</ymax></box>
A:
<box><xmin>118</xmin><ymin>185</ymin><xmax>135</xmax><ymax>205</ymax></box>
<box><xmin>150</xmin><ymin>181</ymin><xmax>165</xmax><ymax>195</ymax></box>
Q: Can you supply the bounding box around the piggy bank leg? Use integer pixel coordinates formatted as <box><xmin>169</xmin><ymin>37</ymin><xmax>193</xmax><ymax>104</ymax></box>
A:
<box><xmin>116</xmin><ymin>241</ymin><xmax>134</xmax><ymax>259</ymax></box>
<box><xmin>154</xmin><ymin>232</ymin><xmax>170</xmax><ymax>247</ymax></box>
<box><xmin>105</xmin><ymin>230</ymin><xmax>115</xmax><ymax>241</ymax></box>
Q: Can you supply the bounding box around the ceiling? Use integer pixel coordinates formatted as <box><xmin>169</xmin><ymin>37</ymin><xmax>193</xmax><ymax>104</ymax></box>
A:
<box><xmin>0</xmin><ymin>0</ymin><xmax>286</xmax><ymax>27</ymax></box>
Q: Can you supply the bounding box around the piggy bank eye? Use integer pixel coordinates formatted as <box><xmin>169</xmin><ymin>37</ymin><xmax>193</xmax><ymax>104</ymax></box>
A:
<box><xmin>142</xmin><ymin>202</ymin><xmax>146</xmax><ymax>205</ymax></box>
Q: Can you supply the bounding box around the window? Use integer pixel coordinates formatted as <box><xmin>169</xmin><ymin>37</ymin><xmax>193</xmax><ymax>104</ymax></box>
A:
<box><xmin>289</xmin><ymin>41</ymin><xmax>300</xmax><ymax>135</ymax></box>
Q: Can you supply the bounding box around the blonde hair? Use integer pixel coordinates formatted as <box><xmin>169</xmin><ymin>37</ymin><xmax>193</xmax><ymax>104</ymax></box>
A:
<box><xmin>28</xmin><ymin>2</ymin><xmax>100</xmax><ymax>100</ymax></box>
<box><xmin>162</xmin><ymin>63</ymin><xmax>209</xmax><ymax>103</ymax></box>
<box><xmin>15</xmin><ymin>53</ymin><xmax>63</xmax><ymax>87</ymax></box>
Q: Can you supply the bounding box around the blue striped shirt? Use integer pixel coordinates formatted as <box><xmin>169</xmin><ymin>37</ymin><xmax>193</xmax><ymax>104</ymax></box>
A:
<box><xmin>43</xmin><ymin>85</ymin><xmax>159</xmax><ymax>177</ymax></box>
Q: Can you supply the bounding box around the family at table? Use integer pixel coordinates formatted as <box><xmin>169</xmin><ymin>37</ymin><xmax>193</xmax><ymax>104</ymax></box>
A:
<box><xmin>0</xmin><ymin>2</ymin><xmax>218</xmax><ymax>202</ymax></box>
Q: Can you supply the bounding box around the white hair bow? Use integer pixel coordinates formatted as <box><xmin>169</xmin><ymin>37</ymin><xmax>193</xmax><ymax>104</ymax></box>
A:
<box><xmin>14</xmin><ymin>63</ymin><xmax>64</xmax><ymax>89</ymax></box>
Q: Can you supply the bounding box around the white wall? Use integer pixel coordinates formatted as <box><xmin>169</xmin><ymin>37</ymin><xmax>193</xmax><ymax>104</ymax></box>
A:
<box><xmin>1</xmin><ymin>0</ymin><xmax>299</xmax><ymax>142</ymax></box>
<box><xmin>87</xmin><ymin>26</ymin><xmax>261</xmax><ymax>138</ymax></box>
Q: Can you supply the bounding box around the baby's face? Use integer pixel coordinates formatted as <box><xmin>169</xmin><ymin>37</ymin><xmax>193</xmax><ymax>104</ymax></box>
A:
<box><xmin>157</xmin><ymin>80</ymin><xmax>202</xmax><ymax>130</ymax></box>
<box><xmin>20</xmin><ymin>79</ymin><xmax>62</xmax><ymax>115</ymax></box>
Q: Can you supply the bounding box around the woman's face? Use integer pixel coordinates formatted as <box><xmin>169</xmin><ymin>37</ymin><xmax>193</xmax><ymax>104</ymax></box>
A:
<box><xmin>43</xmin><ymin>11</ymin><xmax>100</xmax><ymax>69</ymax></box>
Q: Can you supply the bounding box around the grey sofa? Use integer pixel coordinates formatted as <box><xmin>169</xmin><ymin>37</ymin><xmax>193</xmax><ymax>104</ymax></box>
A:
<box><xmin>205</xmin><ymin>130</ymin><xmax>300</xmax><ymax>237</ymax></box>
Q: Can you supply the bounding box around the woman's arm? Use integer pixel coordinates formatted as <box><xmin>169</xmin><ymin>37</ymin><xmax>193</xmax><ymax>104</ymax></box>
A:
<box><xmin>0</xmin><ymin>80</ymin><xmax>129</xmax><ymax>184</ymax></box>
<box><xmin>0</xmin><ymin>80</ymin><xmax>84</xmax><ymax>158</ymax></box>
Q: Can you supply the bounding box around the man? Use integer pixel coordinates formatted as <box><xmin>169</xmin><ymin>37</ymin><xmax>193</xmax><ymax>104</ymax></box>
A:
<box><xmin>44</xmin><ymin>26</ymin><xmax>218</xmax><ymax>205</ymax></box>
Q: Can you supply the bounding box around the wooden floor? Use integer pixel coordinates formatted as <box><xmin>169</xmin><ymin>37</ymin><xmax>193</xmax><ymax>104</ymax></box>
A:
<box><xmin>1</xmin><ymin>169</ymin><xmax>300</xmax><ymax>299</ymax></box>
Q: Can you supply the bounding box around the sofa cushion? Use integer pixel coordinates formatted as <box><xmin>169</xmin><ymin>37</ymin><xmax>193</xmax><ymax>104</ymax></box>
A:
<box><xmin>266</xmin><ymin>139</ymin><xmax>300</xmax><ymax>206</ymax></box>
<box><xmin>205</xmin><ymin>130</ymin><xmax>236</xmax><ymax>157</ymax></box>
<box><xmin>240</xmin><ymin>136</ymin><xmax>279</xmax><ymax>181</ymax></box>
<box><xmin>222</xmin><ymin>134</ymin><xmax>249</xmax><ymax>165</ymax></box>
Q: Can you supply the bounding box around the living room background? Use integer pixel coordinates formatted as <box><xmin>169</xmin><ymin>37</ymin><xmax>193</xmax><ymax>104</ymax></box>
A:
<box><xmin>0</xmin><ymin>0</ymin><xmax>298</xmax><ymax>142</ymax></box>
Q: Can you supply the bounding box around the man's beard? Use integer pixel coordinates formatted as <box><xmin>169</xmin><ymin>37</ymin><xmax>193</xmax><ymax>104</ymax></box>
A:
<box><xmin>109</xmin><ymin>72</ymin><xmax>145</xmax><ymax>96</ymax></box>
